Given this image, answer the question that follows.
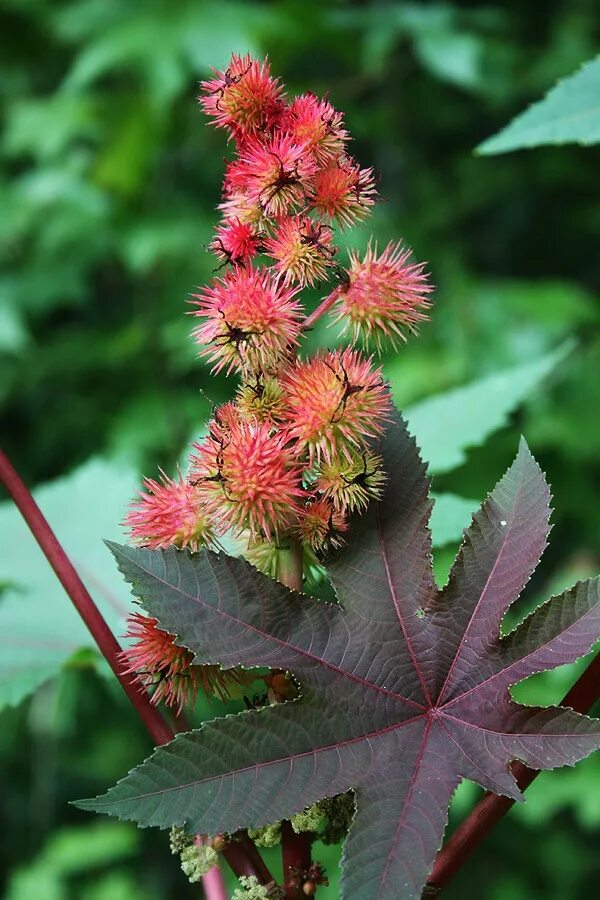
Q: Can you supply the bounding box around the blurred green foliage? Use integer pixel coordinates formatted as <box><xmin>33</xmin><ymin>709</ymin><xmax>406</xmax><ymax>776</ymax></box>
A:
<box><xmin>1</xmin><ymin>0</ymin><xmax>599</xmax><ymax>898</ymax></box>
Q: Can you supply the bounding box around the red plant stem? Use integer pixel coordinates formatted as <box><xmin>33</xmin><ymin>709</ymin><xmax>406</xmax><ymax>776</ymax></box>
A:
<box><xmin>0</xmin><ymin>448</ymin><xmax>275</xmax><ymax>897</ymax></box>
<box><xmin>281</xmin><ymin>820</ymin><xmax>313</xmax><ymax>898</ymax></box>
<box><xmin>222</xmin><ymin>832</ymin><xmax>274</xmax><ymax>885</ymax></box>
<box><xmin>277</xmin><ymin>541</ymin><xmax>314</xmax><ymax>899</ymax></box>
<box><xmin>428</xmin><ymin>649</ymin><xmax>600</xmax><ymax>892</ymax></box>
<box><xmin>0</xmin><ymin>449</ymin><xmax>174</xmax><ymax>747</ymax></box>
<box><xmin>303</xmin><ymin>286</ymin><xmax>342</xmax><ymax>331</ymax></box>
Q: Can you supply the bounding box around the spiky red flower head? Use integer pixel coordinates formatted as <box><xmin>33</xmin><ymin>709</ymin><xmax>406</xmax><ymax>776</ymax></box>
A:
<box><xmin>225</xmin><ymin>134</ymin><xmax>317</xmax><ymax>218</ymax></box>
<box><xmin>296</xmin><ymin>497</ymin><xmax>347</xmax><ymax>552</ymax></box>
<box><xmin>309</xmin><ymin>159</ymin><xmax>376</xmax><ymax>227</ymax></box>
<box><xmin>209</xmin><ymin>218</ymin><xmax>261</xmax><ymax>266</ymax></box>
<box><xmin>191</xmin><ymin>265</ymin><xmax>303</xmax><ymax>374</ymax></box>
<box><xmin>121</xmin><ymin>614</ymin><xmax>250</xmax><ymax>709</ymax></box>
<box><xmin>121</xmin><ymin>613</ymin><xmax>200</xmax><ymax>712</ymax></box>
<box><xmin>263</xmin><ymin>216</ymin><xmax>336</xmax><ymax>286</ymax></box>
<box><xmin>313</xmin><ymin>448</ymin><xmax>386</xmax><ymax>513</ymax></box>
<box><xmin>218</xmin><ymin>190</ymin><xmax>265</xmax><ymax>227</ymax></box>
<box><xmin>334</xmin><ymin>241</ymin><xmax>433</xmax><ymax>350</ymax></box>
<box><xmin>280</xmin><ymin>93</ymin><xmax>348</xmax><ymax>165</ymax></box>
<box><xmin>124</xmin><ymin>471</ymin><xmax>217</xmax><ymax>552</ymax></box>
<box><xmin>236</xmin><ymin>374</ymin><xmax>287</xmax><ymax>426</ymax></box>
<box><xmin>191</xmin><ymin>416</ymin><xmax>305</xmax><ymax>539</ymax></box>
<box><xmin>199</xmin><ymin>54</ymin><xmax>283</xmax><ymax>137</ymax></box>
<box><xmin>281</xmin><ymin>348</ymin><xmax>391</xmax><ymax>463</ymax></box>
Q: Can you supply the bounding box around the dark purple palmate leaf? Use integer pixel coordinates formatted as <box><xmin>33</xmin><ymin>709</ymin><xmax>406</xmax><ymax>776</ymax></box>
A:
<box><xmin>76</xmin><ymin>412</ymin><xmax>600</xmax><ymax>899</ymax></box>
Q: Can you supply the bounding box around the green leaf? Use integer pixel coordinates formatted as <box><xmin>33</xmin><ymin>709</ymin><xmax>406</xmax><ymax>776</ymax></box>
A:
<box><xmin>404</xmin><ymin>343</ymin><xmax>570</xmax><ymax>474</ymax></box>
<box><xmin>430</xmin><ymin>493</ymin><xmax>477</xmax><ymax>547</ymax></box>
<box><xmin>0</xmin><ymin>459</ymin><xmax>137</xmax><ymax>709</ymax></box>
<box><xmin>478</xmin><ymin>55</ymin><xmax>600</xmax><ymax>154</ymax></box>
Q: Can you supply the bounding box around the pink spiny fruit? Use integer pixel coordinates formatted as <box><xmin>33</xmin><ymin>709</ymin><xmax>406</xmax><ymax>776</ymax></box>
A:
<box><xmin>121</xmin><ymin>613</ymin><xmax>200</xmax><ymax>712</ymax></box>
<box><xmin>124</xmin><ymin>471</ymin><xmax>218</xmax><ymax>551</ymax></box>
<box><xmin>281</xmin><ymin>348</ymin><xmax>392</xmax><ymax>463</ymax></box>
<box><xmin>296</xmin><ymin>497</ymin><xmax>348</xmax><ymax>552</ymax></box>
<box><xmin>333</xmin><ymin>241</ymin><xmax>433</xmax><ymax>349</ymax></box>
<box><xmin>313</xmin><ymin>447</ymin><xmax>387</xmax><ymax>513</ymax></box>
<box><xmin>199</xmin><ymin>54</ymin><xmax>284</xmax><ymax>137</ymax></box>
<box><xmin>191</xmin><ymin>265</ymin><xmax>303</xmax><ymax>374</ymax></box>
<box><xmin>309</xmin><ymin>159</ymin><xmax>376</xmax><ymax>226</ymax></box>
<box><xmin>225</xmin><ymin>133</ymin><xmax>317</xmax><ymax>218</ymax></box>
<box><xmin>263</xmin><ymin>216</ymin><xmax>336</xmax><ymax>286</ymax></box>
<box><xmin>209</xmin><ymin>217</ymin><xmax>262</xmax><ymax>266</ymax></box>
<box><xmin>280</xmin><ymin>93</ymin><xmax>349</xmax><ymax>165</ymax></box>
<box><xmin>190</xmin><ymin>416</ymin><xmax>305</xmax><ymax>539</ymax></box>
<box><xmin>122</xmin><ymin>614</ymin><xmax>250</xmax><ymax>710</ymax></box>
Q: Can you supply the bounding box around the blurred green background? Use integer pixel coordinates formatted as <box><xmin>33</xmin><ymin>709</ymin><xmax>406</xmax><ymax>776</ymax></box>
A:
<box><xmin>1</xmin><ymin>1</ymin><xmax>599</xmax><ymax>898</ymax></box>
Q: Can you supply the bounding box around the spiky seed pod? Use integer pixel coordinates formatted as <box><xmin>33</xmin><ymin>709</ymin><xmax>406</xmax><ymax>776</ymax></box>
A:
<box><xmin>313</xmin><ymin>448</ymin><xmax>386</xmax><ymax>513</ymax></box>
<box><xmin>296</xmin><ymin>497</ymin><xmax>347</xmax><ymax>552</ymax></box>
<box><xmin>309</xmin><ymin>159</ymin><xmax>376</xmax><ymax>227</ymax></box>
<box><xmin>191</xmin><ymin>266</ymin><xmax>303</xmax><ymax>375</ymax></box>
<box><xmin>191</xmin><ymin>418</ymin><xmax>305</xmax><ymax>539</ymax></box>
<box><xmin>218</xmin><ymin>190</ymin><xmax>265</xmax><ymax>227</ymax></box>
<box><xmin>121</xmin><ymin>613</ymin><xmax>200</xmax><ymax>712</ymax></box>
<box><xmin>225</xmin><ymin>134</ymin><xmax>317</xmax><ymax>218</ymax></box>
<box><xmin>281</xmin><ymin>348</ymin><xmax>392</xmax><ymax>463</ymax></box>
<box><xmin>122</xmin><ymin>613</ymin><xmax>247</xmax><ymax>709</ymax></box>
<box><xmin>333</xmin><ymin>241</ymin><xmax>433</xmax><ymax>349</ymax></box>
<box><xmin>263</xmin><ymin>216</ymin><xmax>336</xmax><ymax>286</ymax></box>
<box><xmin>236</xmin><ymin>375</ymin><xmax>287</xmax><ymax>426</ymax></box>
<box><xmin>209</xmin><ymin>218</ymin><xmax>262</xmax><ymax>266</ymax></box>
<box><xmin>180</xmin><ymin>842</ymin><xmax>220</xmax><ymax>883</ymax></box>
<box><xmin>247</xmin><ymin>823</ymin><xmax>282</xmax><ymax>848</ymax></box>
<box><xmin>199</xmin><ymin>54</ymin><xmax>283</xmax><ymax>137</ymax></box>
<box><xmin>280</xmin><ymin>93</ymin><xmax>348</xmax><ymax>165</ymax></box>
<box><xmin>124</xmin><ymin>471</ymin><xmax>218</xmax><ymax>552</ymax></box>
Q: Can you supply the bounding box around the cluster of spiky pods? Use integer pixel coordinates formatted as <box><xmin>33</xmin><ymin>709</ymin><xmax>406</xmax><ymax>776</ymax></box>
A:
<box><xmin>121</xmin><ymin>54</ymin><xmax>432</xmax><ymax>719</ymax></box>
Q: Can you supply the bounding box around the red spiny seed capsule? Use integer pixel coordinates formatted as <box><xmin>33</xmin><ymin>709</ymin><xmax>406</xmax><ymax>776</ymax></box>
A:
<box><xmin>121</xmin><ymin>613</ymin><xmax>200</xmax><ymax>712</ymax></box>
<box><xmin>313</xmin><ymin>448</ymin><xmax>386</xmax><ymax>513</ymax></box>
<box><xmin>281</xmin><ymin>348</ymin><xmax>392</xmax><ymax>463</ymax></box>
<box><xmin>226</xmin><ymin>133</ymin><xmax>317</xmax><ymax>218</ymax></box>
<box><xmin>124</xmin><ymin>471</ymin><xmax>218</xmax><ymax>551</ymax></box>
<box><xmin>218</xmin><ymin>190</ymin><xmax>265</xmax><ymax>227</ymax></box>
<box><xmin>296</xmin><ymin>497</ymin><xmax>348</xmax><ymax>552</ymax></box>
<box><xmin>280</xmin><ymin>93</ymin><xmax>348</xmax><ymax>165</ymax></box>
<box><xmin>309</xmin><ymin>159</ymin><xmax>376</xmax><ymax>227</ymax></box>
<box><xmin>190</xmin><ymin>417</ymin><xmax>305</xmax><ymax>539</ymax></box>
<box><xmin>236</xmin><ymin>375</ymin><xmax>287</xmax><ymax>426</ymax></box>
<box><xmin>199</xmin><ymin>54</ymin><xmax>283</xmax><ymax>137</ymax></box>
<box><xmin>209</xmin><ymin>217</ymin><xmax>262</xmax><ymax>266</ymax></box>
<box><xmin>263</xmin><ymin>216</ymin><xmax>337</xmax><ymax>286</ymax></box>
<box><xmin>191</xmin><ymin>266</ymin><xmax>303</xmax><ymax>374</ymax></box>
<box><xmin>334</xmin><ymin>241</ymin><xmax>433</xmax><ymax>349</ymax></box>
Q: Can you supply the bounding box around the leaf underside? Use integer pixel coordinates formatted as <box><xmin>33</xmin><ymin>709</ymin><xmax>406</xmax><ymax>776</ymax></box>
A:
<box><xmin>76</xmin><ymin>412</ymin><xmax>600</xmax><ymax>900</ymax></box>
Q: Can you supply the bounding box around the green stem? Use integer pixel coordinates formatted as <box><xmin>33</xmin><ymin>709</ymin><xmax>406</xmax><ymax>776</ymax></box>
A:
<box><xmin>276</xmin><ymin>540</ymin><xmax>314</xmax><ymax>899</ymax></box>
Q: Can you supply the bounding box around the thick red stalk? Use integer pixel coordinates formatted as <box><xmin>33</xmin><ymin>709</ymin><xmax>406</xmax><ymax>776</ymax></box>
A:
<box><xmin>277</xmin><ymin>541</ymin><xmax>314</xmax><ymax>899</ymax></box>
<box><xmin>0</xmin><ymin>449</ymin><xmax>174</xmax><ymax>747</ymax></box>
<box><xmin>222</xmin><ymin>832</ymin><xmax>274</xmax><ymax>885</ymax></box>
<box><xmin>428</xmin><ymin>649</ymin><xmax>600</xmax><ymax>891</ymax></box>
<box><xmin>0</xmin><ymin>449</ymin><xmax>275</xmax><ymax>898</ymax></box>
<box><xmin>303</xmin><ymin>286</ymin><xmax>342</xmax><ymax>330</ymax></box>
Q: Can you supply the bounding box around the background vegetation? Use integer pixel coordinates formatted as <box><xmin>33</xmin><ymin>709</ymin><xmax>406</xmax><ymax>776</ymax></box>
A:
<box><xmin>1</xmin><ymin>1</ymin><xmax>598</xmax><ymax>897</ymax></box>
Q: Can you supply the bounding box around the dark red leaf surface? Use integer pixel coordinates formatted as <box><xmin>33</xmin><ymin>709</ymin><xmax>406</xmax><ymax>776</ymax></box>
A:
<box><xmin>77</xmin><ymin>413</ymin><xmax>600</xmax><ymax>899</ymax></box>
